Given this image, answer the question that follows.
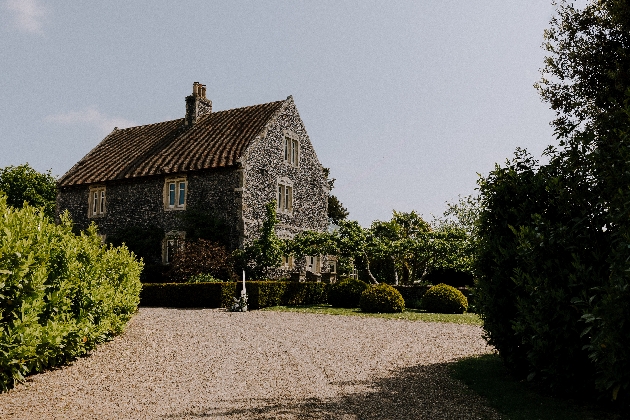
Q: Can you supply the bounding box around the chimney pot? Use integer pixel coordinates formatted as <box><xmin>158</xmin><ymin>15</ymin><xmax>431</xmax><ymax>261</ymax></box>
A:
<box><xmin>185</xmin><ymin>81</ymin><xmax>212</xmax><ymax>127</ymax></box>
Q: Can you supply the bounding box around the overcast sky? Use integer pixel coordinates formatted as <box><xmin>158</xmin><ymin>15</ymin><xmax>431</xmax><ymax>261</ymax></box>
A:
<box><xmin>0</xmin><ymin>1</ymin><xmax>589</xmax><ymax>226</ymax></box>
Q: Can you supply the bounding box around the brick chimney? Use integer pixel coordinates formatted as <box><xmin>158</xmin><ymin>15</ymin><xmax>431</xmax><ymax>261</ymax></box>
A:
<box><xmin>184</xmin><ymin>82</ymin><xmax>212</xmax><ymax>127</ymax></box>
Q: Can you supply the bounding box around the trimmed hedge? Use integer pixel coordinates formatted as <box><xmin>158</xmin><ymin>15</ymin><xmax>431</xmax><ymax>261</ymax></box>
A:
<box><xmin>140</xmin><ymin>282</ymin><xmax>236</xmax><ymax>308</ymax></box>
<box><xmin>391</xmin><ymin>284</ymin><xmax>474</xmax><ymax>311</ymax></box>
<box><xmin>422</xmin><ymin>283</ymin><xmax>468</xmax><ymax>314</ymax></box>
<box><xmin>141</xmin><ymin>281</ymin><xmax>328</xmax><ymax>309</ymax></box>
<box><xmin>328</xmin><ymin>278</ymin><xmax>369</xmax><ymax>308</ymax></box>
<box><xmin>359</xmin><ymin>284</ymin><xmax>405</xmax><ymax>313</ymax></box>
<box><xmin>0</xmin><ymin>198</ymin><xmax>142</xmax><ymax>391</ymax></box>
<box><xmin>236</xmin><ymin>281</ymin><xmax>328</xmax><ymax>309</ymax></box>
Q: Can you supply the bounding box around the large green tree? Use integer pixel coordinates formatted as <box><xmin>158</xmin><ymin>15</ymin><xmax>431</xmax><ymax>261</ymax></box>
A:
<box><xmin>476</xmin><ymin>0</ymin><xmax>630</xmax><ymax>405</ymax></box>
<box><xmin>0</xmin><ymin>164</ymin><xmax>57</xmax><ymax>219</ymax></box>
<box><xmin>323</xmin><ymin>167</ymin><xmax>349</xmax><ymax>225</ymax></box>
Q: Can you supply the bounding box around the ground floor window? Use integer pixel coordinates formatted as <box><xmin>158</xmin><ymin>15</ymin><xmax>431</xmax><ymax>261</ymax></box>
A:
<box><xmin>162</xmin><ymin>231</ymin><xmax>185</xmax><ymax>264</ymax></box>
<box><xmin>306</xmin><ymin>255</ymin><xmax>321</xmax><ymax>273</ymax></box>
<box><xmin>281</xmin><ymin>255</ymin><xmax>295</xmax><ymax>269</ymax></box>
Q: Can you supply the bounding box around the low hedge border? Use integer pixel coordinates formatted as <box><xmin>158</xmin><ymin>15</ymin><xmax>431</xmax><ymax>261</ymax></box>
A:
<box><xmin>140</xmin><ymin>282</ymin><xmax>473</xmax><ymax>311</ymax></box>
<box><xmin>140</xmin><ymin>281</ymin><xmax>328</xmax><ymax>309</ymax></box>
<box><xmin>140</xmin><ymin>282</ymin><xmax>236</xmax><ymax>308</ymax></box>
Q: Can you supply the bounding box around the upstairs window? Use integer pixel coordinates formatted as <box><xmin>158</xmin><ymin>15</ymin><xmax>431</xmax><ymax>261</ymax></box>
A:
<box><xmin>164</xmin><ymin>177</ymin><xmax>187</xmax><ymax>210</ymax></box>
<box><xmin>283</xmin><ymin>134</ymin><xmax>299</xmax><ymax>167</ymax></box>
<box><xmin>277</xmin><ymin>183</ymin><xmax>293</xmax><ymax>213</ymax></box>
<box><xmin>88</xmin><ymin>186</ymin><xmax>106</xmax><ymax>217</ymax></box>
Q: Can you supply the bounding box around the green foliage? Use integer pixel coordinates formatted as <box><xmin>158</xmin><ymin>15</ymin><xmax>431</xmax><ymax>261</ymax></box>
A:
<box><xmin>476</xmin><ymin>0</ymin><xmax>630</xmax><ymax>408</ymax></box>
<box><xmin>140</xmin><ymin>282</ymin><xmax>236</xmax><ymax>308</ymax></box>
<box><xmin>0</xmin><ymin>163</ymin><xmax>57</xmax><ymax>219</ymax></box>
<box><xmin>390</xmin><ymin>285</ymin><xmax>431</xmax><ymax>309</ymax></box>
<box><xmin>177</xmin><ymin>207</ymin><xmax>231</xmax><ymax>246</ymax></box>
<box><xmin>422</xmin><ymin>283</ymin><xmax>468</xmax><ymax>314</ymax></box>
<box><xmin>234</xmin><ymin>281</ymin><xmax>328</xmax><ymax>310</ymax></box>
<box><xmin>327</xmin><ymin>195</ymin><xmax>349</xmax><ymax>225</ymax></box>
<box><xmin>323</xmin><ymin>167</ymin><xmax>349</xmax><ymax>225</ymax></box>
<box><xmin>359</xmin><ymin>283</ymin><xmax>405</xmax><ymax>313</ymax></box>
<box><xmin>187</xmin><ymin>273</ymin><xmax>224</xmax><ymax>283</ymax></box>
<box><xmin>368</xmin><ymin>210</ymin><xmax>474</xmax><ymax>284</ymax></box>
<box><xmin>108</xmin><ymin>225</ymin><xmax>165</xmax><ymax>282</ymax></box>
<box><xmin>0</xmin><ymin>197</ymin><xmax>142</xmax><ymax>391</ymax></box>
<box><xmin>167</xmin><ymin>239</ymin><xmax>235</xmax><ymax>283</ymax></box>
<box><xmin>237</xmin><ymin>202</ymin><xmax>283</xmax><ymax>278</ymax></box>
<box><xmin>327</xmin><ymin>278</ymin><xmax>369</xmax><ymax>308</ymax></box>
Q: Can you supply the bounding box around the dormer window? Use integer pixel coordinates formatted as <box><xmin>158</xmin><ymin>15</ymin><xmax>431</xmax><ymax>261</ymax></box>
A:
<box><xmin>88</xmin><ymin>185</ymin><xmax>106</xmax><ymax>217</ymax></box>
<box><xmin>164</xmin><ymin>176</ymin><xmax>187</xmax><ymax>210</ymax></box>
<box><xmin>283</xmin><ymin>131</ymin><xmax>299</xmax><ymax>167</ymax></box>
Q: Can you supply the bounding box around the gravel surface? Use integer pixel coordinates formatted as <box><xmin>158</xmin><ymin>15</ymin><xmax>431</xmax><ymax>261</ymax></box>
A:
<box><xmin>0</xmin><ymin>308</ymin><xmax>500</xmax><ymax>419</ymax></box>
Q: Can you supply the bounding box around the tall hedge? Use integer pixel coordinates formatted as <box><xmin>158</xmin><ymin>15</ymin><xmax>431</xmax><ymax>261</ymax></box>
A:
<box><xmin>476</xmin><ymin>0</ymin><xmax>630</xmax><ymax>409</ymax></box>
<box><xmin>0</xmin><ymin>197</ymin><xmax>143</xmax><ymax>391</ymax></box>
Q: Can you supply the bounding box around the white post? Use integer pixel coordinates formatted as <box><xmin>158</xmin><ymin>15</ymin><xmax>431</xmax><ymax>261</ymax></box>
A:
<box><xmin>242</xmin><ymin>269</ymin><xmax>246</xmax><ymax>296</ymax></box>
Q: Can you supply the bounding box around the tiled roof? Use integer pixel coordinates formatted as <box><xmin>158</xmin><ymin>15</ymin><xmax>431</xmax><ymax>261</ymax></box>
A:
<box><xmin>58</xmin><ymin>99</ymin><xmax>286</xmax><ymax>186</ymax></box>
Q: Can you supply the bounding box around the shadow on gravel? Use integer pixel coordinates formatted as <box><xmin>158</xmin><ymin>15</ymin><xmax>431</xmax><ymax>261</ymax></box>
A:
<box><xmin>164</xmin><ymin>362</ymin><xmax>499</xmax><ymax>420</ymax></box>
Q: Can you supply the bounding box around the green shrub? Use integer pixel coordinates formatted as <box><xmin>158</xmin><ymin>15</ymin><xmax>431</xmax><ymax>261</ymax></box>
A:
<box><xmin>359</xmin><ymin>284</ymin><xmax>405</xmax><ymax>313</ymax></box>
<box><xmin>140</xmin><ymin>281</ymin><xmax>328</xmax><ymax>310</ymax></box>
<box><xmin>422</xmin><ymin>283</ymin><xmax>468</xmax><ymax>314</ymax></box>
<box><xmin>391</xmin><ymin>285</ymin><xmax>431</xmax><ymax>309</ymax></box>
<box><xmin>236</xmin><ymin>281</ymin><xmax>328</xmax><ymax>310</ymax></box>
<box><xmin>0</xmin><ymin>197</ymin><xmax>142</xmax><ymax>391</ymax></box>
<box><xmin>328</xmin><ymin>278</ymin><xmax>369</xmax><ymax>308</ymax></box>
<box><xmin>140</xmin><ymin>282</ymin><xmax>236</xmax><ymax>308</ymax></box>
<box><xmin>187</xmin><ymin>273</ymin><xmax>223</xmax><ymax>283</ymax></box>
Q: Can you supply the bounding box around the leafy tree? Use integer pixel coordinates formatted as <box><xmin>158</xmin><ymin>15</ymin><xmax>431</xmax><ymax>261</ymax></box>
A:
<box><xmin>286</xmin><ymin>220</ymin><xmax>378</xmax><ymax>283</ymax></box>
<box><xmin>323</xmin><ymin>167</ymin><xmax>349</xmax><ymax>225</ymax></box>
<box><xmin>237</xmin><ymin>202</ymin><xmax>283</xmax><ymax>279</ymax></box>
<box><xmin>368</xmin><ymin>210</ymin><xmax>473</xmax><ymax>284</ymax></box>
<box><xmin>167</xmin><ymin>239</ymin><xmax>235</xmax><ymax>282</ymax></box>
<box><xmin>0</xmin><ymin>163</ymin><xmax>57</xmax><ymax>219</ymax></box>
<box><xmin>177</xmin><ymin>207</ymin><xmax>231</xmax><ymax>246</ymax></box>
<box><xmin>476</xmin><ymin>0</ymin><xmax>630</xmax><ymax>406</ymax></box>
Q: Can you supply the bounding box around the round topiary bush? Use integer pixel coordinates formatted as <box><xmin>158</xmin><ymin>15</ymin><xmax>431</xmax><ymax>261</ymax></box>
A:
<box><xmin>328</xmin><ymin>278</ymin><xmax>369</xmax><ymax>308</ymax></box>
<box><xmin>422</xmin><ymin>283</ymin><xmax>468</xmax><ymax>314</ymax></box>
<box><xmin>359</xmin><ymin>284</ymin><xmax>405</xmax><ymax>313</ymax></box>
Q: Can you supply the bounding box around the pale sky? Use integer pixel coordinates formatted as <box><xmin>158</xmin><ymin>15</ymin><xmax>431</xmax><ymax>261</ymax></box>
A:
<box><xmin>0</xmin><ymin>1</ymin><xmax>589</xmax><ymax>226</ymax></box>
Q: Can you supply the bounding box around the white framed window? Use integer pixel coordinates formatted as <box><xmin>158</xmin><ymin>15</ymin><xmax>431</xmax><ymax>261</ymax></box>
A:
<box><xmin>281</xmin><ymin>255</ymin><xmax>294</xmax><ymax>269</ymax></box>
<box><xmin>328</xmin><ymin>260</ymin><xmax>337</xmax><ymax>274</ymax></box>
<box><xmin>163</xmin><ymin>231</ymin><xmax>185</xmax><ymax>264</ymax></box>
<box><xmin>283</xmin><ymin>132</ymin><xmax>299</xmax><ymax>167</ymax></box>
<box><xmin>164</xmin><ymin>176</ymin><xmax>187</xmax><ymax>210</ymax></box>
<box><xmin>88</xmin><ymin>185</ymin><xmax>106</xmax><ymax>217</ymax></box>
<box><xmin>306</xmin><ymin>255</ymin><xmax>321</xmax><ymax>273</ymax></box>
<box><xmin>277</xmin><ymin>182</ymin><xmax>293</xmax><ymax>213</ymax></box>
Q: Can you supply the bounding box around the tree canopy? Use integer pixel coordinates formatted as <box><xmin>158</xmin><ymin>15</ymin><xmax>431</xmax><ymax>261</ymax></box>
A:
<box><xmin>476</xmin><ymin>0</ymin><xmax>630</xmax><ymax>406</ymax></box>
<box><xmin>0</xmin><ymin>163</ymin><xmax>57</xmax><ymax>219</ymax></box>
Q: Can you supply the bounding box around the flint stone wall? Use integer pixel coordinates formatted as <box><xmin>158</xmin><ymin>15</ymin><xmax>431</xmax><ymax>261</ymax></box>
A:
<box><xmin>56</xmin><ymin>96</ymin><xmax>329</xmax><ymax>272</ymax></box>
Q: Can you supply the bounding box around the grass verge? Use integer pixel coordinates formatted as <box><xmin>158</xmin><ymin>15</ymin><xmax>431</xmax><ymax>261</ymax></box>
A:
<box><xmin>450</xmin><ymin>354</ymin><xmax>620</xmax><ymax>420</ymax></box>
<box><xmin>260</xmin><ymin>304</ymin><xmax>482</xmax><ymax>325</ymax></box>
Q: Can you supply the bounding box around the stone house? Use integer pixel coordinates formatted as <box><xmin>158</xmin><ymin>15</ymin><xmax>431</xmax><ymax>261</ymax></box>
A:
<box><xmin>56</xmin><ymin>82</ymin><xmax>333</xmax><ymax>277</ymax></box>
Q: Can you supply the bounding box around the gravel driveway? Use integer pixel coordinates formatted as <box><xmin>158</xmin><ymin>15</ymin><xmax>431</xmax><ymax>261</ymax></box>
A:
<box><xmin>0</xmin><ymin>308</ymin><xmax>500</xmax><ymax>419</ymax></box>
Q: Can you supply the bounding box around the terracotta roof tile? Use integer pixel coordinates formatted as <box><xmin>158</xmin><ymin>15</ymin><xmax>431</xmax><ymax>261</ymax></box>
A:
<box><xmin>58</xmin><ymin>99</ymin><xmax>286</xmax><ymax>186</ymax></box>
